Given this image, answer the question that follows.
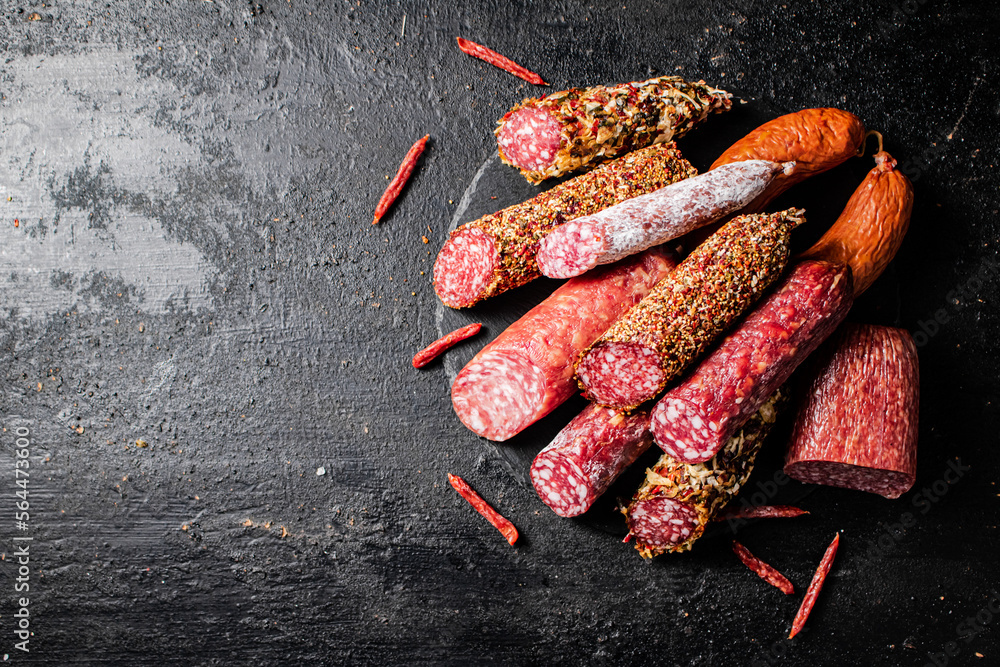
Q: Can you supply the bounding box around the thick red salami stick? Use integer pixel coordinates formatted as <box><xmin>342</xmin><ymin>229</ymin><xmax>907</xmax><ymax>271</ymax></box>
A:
<box><xmin>536</xmin><ymin>160</ymin><xmax>794</xmax><ymax>279</ymax></box>
<box><xmin>434</xmin><ymin>143</ymin><xmax>695</xmax><ymax>309</ymax></box>
<box><xmin>531</xmin><ymin>404</ymin><xmax>652</xmax><ymax>518</ymax></box>
<box><xmin>496</xmin><ymin>76</ymin><xmax>731</xmax><ymax>184</ymax></box>
<box><xmin>576</xmin><ymin>209</ymin><xmax>802</xmax><ymax>411</ymax></box>
<box><xmin>625</xmin><ymin>390</ymin><xmax>787</xmax><ymax>556</ymax></box>
<box><xmin>452</xmin><ymin>248</ymin><xmax>677</xmax><ymax>442</ymax></box>
<box><xmin>784</xmin><ymin>324</ymin><xmax>919</xmax><ymax>498</ymax></box>
<box><xmin>652</xmin><ymin>260</ymin><xmax>853</xmax><ymax>464</ymax></box>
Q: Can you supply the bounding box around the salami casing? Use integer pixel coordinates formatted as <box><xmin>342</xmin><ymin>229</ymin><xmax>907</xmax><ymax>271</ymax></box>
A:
<box><xmin>625</xmin><ymin>390</ymin><xmax>788</xmax><ymax>556</ymax></box>
<box><xmin>451</xmin><ymin>248</ymin><xmax>677</xmax><ymax>442</ymax></box>
<box><xmin>784</xmin><ymin>324</ymin><xmax>919</xmax><ymax>498</ymax></box>
<box><xmin>530</xmin><ymin>404</ymin><xmax>653</xmax><ymax>517</ymax></box>
<box><xmin>536</xmin><ymin>160</ymin><xmax>794</xmax><ymax>279</ymax></box>
<box><xmin>496</xmin><ymin>76</ymin><xmax>731</xmax><ymax>184</ymax></box>
<box><xmin>576</xmin><ymin>209</ymin><xmax>803</xmax><ymax>411</ymax></box>
<box><xmin>433</xmin><ymin>143</ymin><xmax>695</xmax><ymax>309</ymax></box>
<box><xmin>652</xmin><ymin>261</ymin><xmax>854</xmax><ymax>463</ymax></box>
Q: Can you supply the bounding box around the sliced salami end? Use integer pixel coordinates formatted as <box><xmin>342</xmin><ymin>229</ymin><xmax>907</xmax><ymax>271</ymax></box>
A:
<box><xmin>531</xmin><ymin>447</ymin><xmax>593</xmax><ymax>517</ymax></box>
<box><xmin>784</xmin><ymin>460</ymin><xmax>914</xmax><ymax>499</ymax></box>
<box><xmin>626</xmin><ymin>496</ymin><xmax>700</xmax><ymax>548</ymax></box>
<box><xmin>535</xmin><ymin>218</ymin><xmax>607</xmax><ymax>279</ymax></box>
<box><xmin>653</xmin><ymin>396</ymin><xmax>722</xmax><ymax>463</ymax></box>
<box><xmin>575</xmin><ymin>341</ymin><xmax>664</xmax><ymax>410</ymax></box>
<box><xmin>496</xmin><ymin>107</ymin><xmax>563</xmax><ymax>172</ymax></box>
<box><xmin>451</xmin><ymin>350</ymin><xmax>547</xmax><ymax>441</ymax></box>
<box><xmin>433</xmin><ymin>227</ymin><xmax>498</xmax><ymax>309</ymax></box>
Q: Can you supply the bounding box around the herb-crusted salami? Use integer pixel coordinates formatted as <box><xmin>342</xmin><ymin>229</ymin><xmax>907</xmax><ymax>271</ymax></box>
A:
<box><xmin>496</xmin><ymin>76</ymin><xmax>731</xmax><ymax>184</ymax></box>
<box><xmin>625</xmin><ymin>390</ymin><xmax>788</xmax><ymax>557</ymax></box>
<box><xmin>434</xmin><ymin>143</ymin><xmax>696</xmax><ymax>309</ymax></box>
<box><xmin>452</xmin><ymin>248</ymin><xmax>677</xmax><ymax>442</ymax></box>
<box><xmin>576</xmin><ymin>209</ymin><xmax>804</xmax><ymax>411</ymax></box>
<box><xmin>652</xmin><ymin>260</ymin><xmax>854</xmax><ymax>463</ymax></box>
<box><xmin>531</xmin><ymin>404</ymin><xmax>653</xmax><ymax>517</ymax></box>
<box><xmin>784</xmin><ymin>324</ymin><xmax>919</xmax><ymax>499</ymax></box>
<box><xmin>536</xmin><ymin>160</ymin><xmax>794</xmax><ymax>279</ymax></box>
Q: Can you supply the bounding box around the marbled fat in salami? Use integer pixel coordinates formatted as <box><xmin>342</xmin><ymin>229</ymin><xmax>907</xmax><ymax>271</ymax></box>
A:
<box><xmin>653</xmin><ymin>261</ymin><xmax>854</xmax><ymax>463</ymax></box>
<box><xmin>531</xmin><ymin>404</ymin><xmax>653</xmax><ymax>517</ymax></box>
<box><xmin>784</xmin><ymin>324</ymin><xmax>919</xmax><ymax>499</ymax></box>
<box><xmin>451</xmin><ymin>248</ymin><xmax>677</xmax><ymax>442</ymax></box>
<box><xmin>536</xmin><ymin>160</ymin><xmax>792</xmax><ymax>279</ymax></box>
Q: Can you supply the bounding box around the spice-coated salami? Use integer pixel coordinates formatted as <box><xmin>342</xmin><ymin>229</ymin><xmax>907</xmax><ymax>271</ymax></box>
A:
<box><xmin>451</xmin><ymin>248</ymin><xmax>677</xmax><ymax>442</ymax></box>
<box><xmin>531</xmin><ymin>404</ymin><xmax>653</xmax><ymax>517</ymax></box>
<box><xmin>536</xmin><ymin>160</ymin><xmax>793</xmax><ymax>279</ymax></box>
<box><xmin>652</xmin><ymin>260</ymin><xmax>854</xmax><ymax>464</ymax></box>
<box><xmin>496</xmin><ymin>76</ymin><xmax>731</xmax><ymax>184</ymax></box>
<box><xmin>784</xmin><ymin>324</ymin><xmax>919</xmax><ymax>499</ymax></box>
<box><xmin>576</xmin><ymin>208</ymin><xmax>803</xmax><ymax>411</ymax></box>
<box><xmin>433</xmin><ymin>143</ymin><xmax>695</xmax><ymax>309</ymax></box>
<box><xmin>625</xmin><ymin>390</ymin><xmax>788</xmax><ymax>557</ymax></box>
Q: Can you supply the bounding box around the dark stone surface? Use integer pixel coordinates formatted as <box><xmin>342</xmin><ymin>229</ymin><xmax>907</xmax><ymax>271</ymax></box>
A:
<box><xmin>0</xmin><ymin>1</ymin><xmax>998</xmax><ymax>664</ymax></box>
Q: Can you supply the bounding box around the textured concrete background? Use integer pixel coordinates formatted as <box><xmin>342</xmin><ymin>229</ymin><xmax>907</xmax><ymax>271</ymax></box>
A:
<box><xmin>0</xmin><ymin>1</ymin><xmax>998</xmax><ymax>665</ymax></box>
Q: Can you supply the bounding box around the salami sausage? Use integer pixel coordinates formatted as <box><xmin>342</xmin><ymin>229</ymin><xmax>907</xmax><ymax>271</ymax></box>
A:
<box><xmin>433</xmin><ymin>143</ymin><xmax>695</xmax><ymax>309</ymax></box>
<box><xmin>536</xmin><ymin>160</ymin><xmax>794</xmax><ymax>279</ymax></box>
<box><xmin>784</xmin><ymin>324</ymin><xmax>919</xmax><ymax>499</ymax></box>
<box><xmin>451</xmin><ymin>248</ymin><xmax>677</xmax><ymax>442</ymax></box>
<box><xmin>652</xmin><ymin>260</ymin><xmax>854</xmax><ymax>464</ymax></box>
<box><xmin>575</xmin><ymin>209</ymin><xmax>803</xmax><ymax>411</ymax></box>
<box><xmin>530</xmin><ymin>404</ymin><xmax>653</xmax><ymax>517</ymax></box>
<box><xmin>496</xmin><ymin>76</ymin><xmax>731</xmax><ymax>184</ymax></box>
<box><xmin>625</xmin><ymin>390</ymin><xmax>788</xmax><ymax>557</ymax></box>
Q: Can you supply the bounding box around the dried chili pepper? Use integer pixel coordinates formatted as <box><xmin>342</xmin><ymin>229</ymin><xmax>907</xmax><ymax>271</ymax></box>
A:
<box><xmin>412</xmin><ymin>323</ymin><xmax>482</xmax><ymax>369</ymax></box>
<box><xmin>715</xmin><ymin>505</ymin><xmax>810</xmax><ymax>521</ymax></box>
<box><xmin>789</xmin><ymin>532</ymin><xmax>840</xmax><ymax>638</ymax></box>
<box><xmin>732</xmin><ymin>540</ymin><xmax>795</xmax><ymax>595</ymax></box>
<box><xmin>456</xmin><ymin>37</ymin><xmax>547</xmax><ymax>86</ymax></box>
<box><xmin>448</xmin><ymin>473</ymin><xmax>519</xmax><ymax>546</ymax></box>
<box><xmin>373</xmin><ymin>134</ymin><xmax>429</xmax><ymax>225</ymax></box>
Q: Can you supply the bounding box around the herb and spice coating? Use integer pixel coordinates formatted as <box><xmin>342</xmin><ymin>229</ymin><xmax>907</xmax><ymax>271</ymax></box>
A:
<box><xmin>496</xmin><ymin>76</ymin><xmax>731</xmax><ymax>184</ymax></box>
<box><xmin>784</xmin><ymin>324</ymin><xmax>919</xmax><ymax>499</ymax></box>
<box><xmin>576</xmin><ymin>208</ymin><xmax>804</xmax><ymax>411</ymax></box>
<box><xmin>452</xmin><ymin>248</ymin><xmax>677</xmax><ymax>442</ymax></box>
<box><xmin>652</xmin><ymin>260</ymin><xmax>854</xmax><ymax>463</ymax></box>
<box><xmin>434</xmin><ymin>143</ymin><xmax>695</xmax><ymax>309</ymax></box>
<box><xmin>530</xmin><ymin>404</ymin><xmax>653</xmax><ymax>518</ymax></box>
<box><xmin>624</xmin><ymin>389</ymin><xmax>787</xmax><ymax>557</ymax></box>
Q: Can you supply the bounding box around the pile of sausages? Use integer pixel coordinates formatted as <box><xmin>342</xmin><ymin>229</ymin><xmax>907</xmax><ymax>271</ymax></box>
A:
<box><xmin>428</xmin><ymin>77</ymin><xmax>919</xmax><ymax>558</ymax></box>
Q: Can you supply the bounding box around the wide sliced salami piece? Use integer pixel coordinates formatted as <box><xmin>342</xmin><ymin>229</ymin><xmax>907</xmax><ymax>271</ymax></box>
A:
<box><xmin>576</xmin><ymin>209</ymin><xmax>803</xmax><ymax>411</ymax></box>
<box><xmin>451</xmin><ymin>248</ymin><xmax>677</xmax><ymax>442</ymax></box>
<box><xmin>531</xmin><ymin>404</ymin><xmax>653</xmax><ymax>517</ymax></box>
<box><xmin>536</xmin><ymin>160</ymin><xmax>793</xmax><ymax>279</ymax></box>
<box><xmin>784</xmin><ymin>324</ymin><xmax>919</xmax><ymax>499</ymax></box>
<box><xmin>496</xmin><ymin>76</ymin><xmax>731</xmax><ymax>184</ymax></box>
<box><xmin>433</xmin><ymin>143</ymin><xmax>695</xmax><ymax>309</ymax></box>
<box><xmin>652</xmin><ymin>260</ymin><xmax>854</xmax><ymax>464</ymax></box>
<box><xmin>625</xmin><ymin>389</ymin><xmax>788</xmax><ymax>557</ymax></box>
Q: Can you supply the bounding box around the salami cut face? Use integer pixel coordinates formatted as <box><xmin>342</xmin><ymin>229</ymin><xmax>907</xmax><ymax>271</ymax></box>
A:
<box><xmin>451</xmin><ymin>248</ymin><xmax>677</xmax><ymax>442</ymax></box>
<box><xmin>530</xmin><ymin>404</ymin><xmax>652</xmax><ymax>517</ymax></box>
<box><xmin>495</xmin><ymin>76</ymin><xmax>731</xmax><ymax>184</ymax></box>
<box><xmin>433</xmin><ymin>143</ymin><xmax>695</xmax><ymax>309</ymax></box>
<box><xmin>625</xmin><ymin>389</ymin><xmax>788</xmax><ymax>557</ymax></box>
<box><xmin>784</xmin><ymin>324</ymin><xmax>919</xmax><ymax>499</ymax></box>
<box><xmin>576</xmin><ymin>209</ymin><xmax>803</xmax><ymax>411</ymax></box>
<box><xmin>653</xmin><ymin>260</ymin><xmax>854</xmax><ymax>464</ymax></box>
<box><xmin>536</xmin><ymin>160</ymin><xmax>792</xmax><ymax>279</ymax></box>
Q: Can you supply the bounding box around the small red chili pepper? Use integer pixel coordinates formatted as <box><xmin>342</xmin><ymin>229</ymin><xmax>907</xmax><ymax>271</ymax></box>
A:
<box><xmin>412</xmin><ymin>323</ymin><xmax>482</xmax><ymax>369</ymax></box>
<box><xmin>732</xmin><ymin>540</ymin><xmax>795</xmax><ymax>595</ymax></box>
<box><xmin>715</xmin><ymin>505</ymin><xmax>810</xmax><ymax>521</ymax></box>
<box><xmin>448</xmin><ymin>473</ymin><xmax>519</xmax><ymax>546</ymax></box>
<box><xmin>373</xmin><ymin>134</ymin><xmax>429</xmax><ymax>225</ymax></box>
<box><xmin>455</xmin><ymin>37</ymin><xmax>547</xmax><ymax>86</ymax></box>
<box><xmin>789</xmin><ymin>532</ymin><xmax>840</xmax><ymax>638</ymax></box>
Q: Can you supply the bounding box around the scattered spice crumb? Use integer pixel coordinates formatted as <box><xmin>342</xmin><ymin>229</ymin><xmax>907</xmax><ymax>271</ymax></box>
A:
<box><xmin>422</xmin><ymin>235</ymin><xmax>429</xmax><ymax>243</ymax></box>
<box><xmin>135</xmin><ymin>439</ymin><xmax>148</xmax><ymax>448</ymax></box>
